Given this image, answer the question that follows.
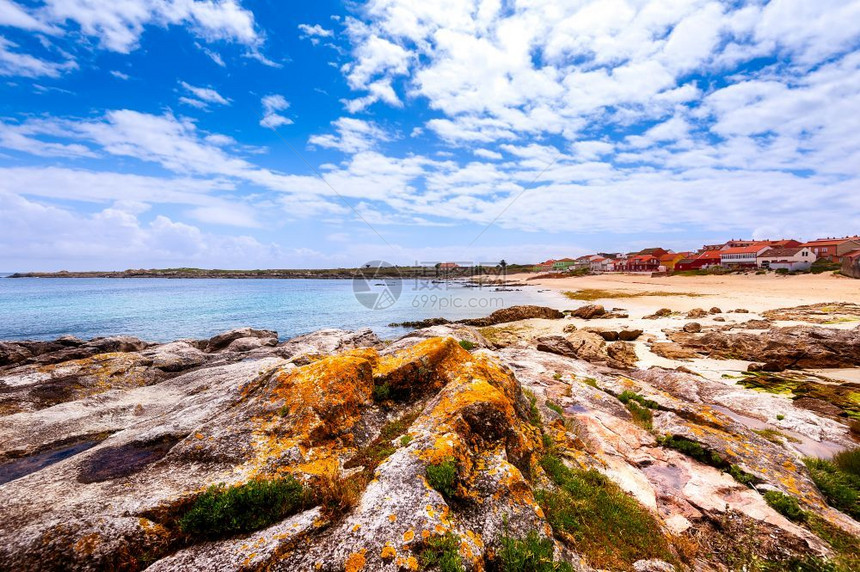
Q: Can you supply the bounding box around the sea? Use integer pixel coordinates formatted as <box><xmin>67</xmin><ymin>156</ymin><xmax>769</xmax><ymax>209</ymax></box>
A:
<box><xmin>0</xmin><ymin>276</ymin><xmax>566</xmax><ymax>342</ymax></box>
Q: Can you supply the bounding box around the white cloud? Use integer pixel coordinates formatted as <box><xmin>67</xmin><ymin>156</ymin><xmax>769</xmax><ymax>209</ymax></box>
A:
<box><xmin>0</xmin><ymin>0</ymin><xmax>53</xmax><ymax>32</ymax></box>
<box><xmin>179</xmin><ymin>81</ymin><xmax>230</xmax><ymax>108</ymax></box>
<box><xmin>40</xmin><ymin>0</ymin><xmax>260</xmax><ymax>54</ymax></box>
<box><xmin>473</xmin><ymin>149</ymin><xmax>502</xmax><ymax>160</ymax></box>
<box><xmin>259</xmin><ymin>94</ymin><xmax>292</xmax><ymax>128</ymax></box>
<box><xmin>298</xmin><ymin>23</ymin><xmax>334</xmax><ymax>45</ymax></box>
<box><xmin>0</xmin><ymin>37</ymin><xmax>76</xmax><ymax>77</ymax></box>
<box><xmin>308</xmin><ymin>118</ymin><xmax>392</xmax><ymax>153</ymax></box>
<box><xmin>110</xmin><ymin>70</ymin><xmax>130</xmax><ymax>80</ymax></box>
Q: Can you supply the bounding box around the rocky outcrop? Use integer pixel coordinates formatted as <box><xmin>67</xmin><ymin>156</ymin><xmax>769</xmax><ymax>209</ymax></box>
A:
<box><xmin>391</xmin><ymin>305</ymin><xmax>564</xmax><ymax>329</ymax></box>
<box><xmin>668</xmin><ymin>325</ymin><xmax>860</xmax><ymax>369</ymax></box>
<box><xmin>762</xmin><ymin>303</ymin><xmax>860</xmax><ymax>324</ymax></box>
<box><xmin>570</xmin><ymin>304</ymin><xmax>606</xmax><ymax>319</ymax></box>
<box><xmin>0</xmin><ymin>325</ymin><xmax>857</xmax><ymax>571</ymax></box>
<box><xmin>459</xmin><ymin>305</ymin><xmax>564</xmax><ymax>326</ymax></box>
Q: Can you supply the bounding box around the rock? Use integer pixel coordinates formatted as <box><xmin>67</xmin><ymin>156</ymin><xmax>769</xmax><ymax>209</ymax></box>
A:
<box><xmin>747</xmin><ymin>361</ymin><xmax>785</xmax><ymax>372</ymax></box>
<box><xmin>459</xmin><ymin>305</ymin><xmax>564</xmax><ymax>326</ymax></box>
<box><xmin>204</xmin><ymin>327</ymin><xmax>278</xmax><ymax>352</ymax></box>
<box><xmin>709</xmin><ymin>307</ymin><xmax>722</xmax><ymax>314</ymax></box>
<box><xmin>0</xmin><ymin>325</ymin><xmax>854</xmax><ymax>571</ymax></box>
<box><xmin>733</xmin><ymin>308</ymin><xmax>750</xmax><ymax>313</ymax></box>
<box><xmin>634</xmin><ymin>559</ymin><xmax>676</xmax><ymax>572</ymax></box>
<box><xmin>735</xmin><ymin>319</ymin><xmax>771</xmax><ymax>329</ymax></box>
<box><xmin>535</xmin><ymin>335</ymin><xmax>578</xmax><ymax>358</ymax></box>
<box><xmin>618</xmin><ymin>329</ymin><xmax>644</xmax><ymax>341</ymax></box>
<box><xmin>607</xmin><ymin>341</ymin><xmax>637</xmax><ymax>369</ymax></box>
<box><xmin>682</xmin><ymin>322</ymin><xmax>702</xmax><ymax>333</ymax></box>
<box><xmin>562</xmin><ymin>324</ymin><xmax>577</xmax><ymax>334</ymax></box>
<box><xmin>713</xmin><ymin>317</ymin><xmax>726</xmax><ymax>322</ymax></box>
<box><xmin>570</xmin><ymin>304</ymin><xmax>606</xmax><ymax>319</ymax></box>
<box><xmin>685</xmin><ymin>308</ymin><xmax>708</xmax><ymax>319</ymax></box>
<box><xmin>669</xmin><ymin>325</ymin><xmax>860</xmax><ymax>369</ymax></box>
<box><xmin>644</xmin><ymin>308</ymin><xmax>672</xmax><ymax>319</ymax></box>
<box><xmin>276</xmin><ymin>328</ymin><xmax>380</xmax><ymax>360</ymax></box>
<box><xmin>592</xmin><ymin>329</ymin><xmax>619</xmax><ymax>341</ymax></box>
<box><xmin>649</xmin><ymin>342</ymin><xmax>700</xmax><ymax>360</ymax></box>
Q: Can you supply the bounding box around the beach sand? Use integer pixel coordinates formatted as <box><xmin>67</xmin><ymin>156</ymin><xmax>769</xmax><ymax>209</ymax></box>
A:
<box><xmin>507</xmin><ymin>271</ymin><xmax>860</xmax><ymax>315</ymax></box>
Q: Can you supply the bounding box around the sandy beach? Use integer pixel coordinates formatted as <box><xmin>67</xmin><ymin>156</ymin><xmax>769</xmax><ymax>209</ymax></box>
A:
<box><xmin>508</xmin><ymin>271</ymin><xmax>860</xmax><ymax>316</ymax></box>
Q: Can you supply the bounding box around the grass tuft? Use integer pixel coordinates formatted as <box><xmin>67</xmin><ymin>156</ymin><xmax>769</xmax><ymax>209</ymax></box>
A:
<box><xmin>763</xmin><ymin>490</ymin><xmax>805</xmax><ymax>522</ymax></box>
<box><xmin>536</xmin><ymin>455</ymin><xmax>673</xmax><ymax>569</ymax></box>
<box><xmin>372</xmin><ymin>382</ymin><xmax>392</xmax><ymax>401</ymax></box>
<box><xmin>458</xmin><ymin>339</ymin><xmax>476</xmax><ymax>351</ymax></box>
<box><xmin>803</xmin><ymin>455</ymin><xmax>860</xmax><ymax>520</ymax></box>
<box><xmin>546</xmin><ymin>400</ymin><xmax>564</xmax><ymax>416</ymax></box>
<box><xmin>420</xmin><ymin>532</ymin><xmax>464</xmax><ymax>572</ymax></box>
<box><xmin>426</xmin><ymin>459</ymin><xmax>458</xmax><ymax>499</ymax></box>
<box><xmin>497</xmin><ymin>530</ymin><xmax>574</xmax><ymax>571</ymax></box>
<box><xmin>658</xmin><ymin>435</ymin><xmax>757</xmax><ymax>486</ymax></box>
<box><xmin>179</xmin><ymin>476</ymin><xmax>307</xmax><ymax>537</ymax></box>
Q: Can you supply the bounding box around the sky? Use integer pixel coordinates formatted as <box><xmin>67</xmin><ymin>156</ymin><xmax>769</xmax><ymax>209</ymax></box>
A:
<box><xmin>1</xmin><ymin>0</ymin><xmax>859</xmax><ymax>271</ymax></box>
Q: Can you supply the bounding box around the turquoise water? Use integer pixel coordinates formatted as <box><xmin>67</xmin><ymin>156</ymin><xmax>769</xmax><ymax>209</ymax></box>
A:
<box><xmin>0</xmin><ymin>278</ymin><xmax>565</xmax><ymax>342</ymax></box>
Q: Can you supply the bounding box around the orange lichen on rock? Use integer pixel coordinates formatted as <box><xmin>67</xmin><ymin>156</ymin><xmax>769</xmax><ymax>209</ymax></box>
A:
<box><xmin>380</xmin><ymin>544</ymin><xmax>396</xmax><ymax>560</ymax></box>
<box><xmin>344</xmin><ymin>549</ymin><xmax>367</xmax><ymax>572</ymax></box>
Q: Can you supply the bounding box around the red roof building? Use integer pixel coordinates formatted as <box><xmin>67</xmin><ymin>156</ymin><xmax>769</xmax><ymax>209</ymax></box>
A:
<box><xmin>720</xmin><ymin>243</ymin><xmax>770</xmax><ymax>267</ymax></box>
<box><xmin>675</xmin><ymin>250</ymin><xmax>722</xmax><ymax>271</ymax></box>
<box><xmin>800</xmin><ymin>237</ymin><xmax>860</xmax><ymax>262</ymax></box>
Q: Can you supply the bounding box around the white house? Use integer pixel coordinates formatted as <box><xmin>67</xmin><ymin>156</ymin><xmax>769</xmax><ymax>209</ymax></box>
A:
<box><xmin>757</xmin><ymin>247</ymin><xmax>815</xmax><ymax>271</ymax></box>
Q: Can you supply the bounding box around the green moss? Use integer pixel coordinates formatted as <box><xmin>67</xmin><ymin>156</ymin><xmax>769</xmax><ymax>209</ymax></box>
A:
<box><xmin>562</xmin><ymin>289</ymin><xmax>702</xmax><ymax>301</ymax></box>
<box><xmin>803</xmin><ymin>457</ymin><xmax>860</xmax><ymax>520</ymax></box>
<box><xmin>625</xmin><ymin>400</ymin><xmax>653</xmax><ymax>430</ymax></box>
<box><xmin>546</xmin><ymin>400</ymin><xmax>564</xmax><ymax>416</ymax></box>
<box><xmin>345</xmin><ymin>410</ymin><xmax>419</xmax><ymax>474</ymax></box>
<box><xmin>372</xmin><ymin>382</ymin><xmax>392</xmax><ymax>401</ymax></box>
<box><xmin>497</xmin><ymin>530</ymin><xmax>574</xmax><ymax>572</ymax></box>
<box><xmin>420</xmin><ymin>532</ymin><xmax>464</xmax><ymax>572</ymax></box>
<box><xmin>426</xmin><ymin>459</ymin><xmax>458</xmax><ymax>499</ymax></box>
<box><xmin>763</xmin><ymin>491</ymin><xmax>805</xmax><ymax>522</ymax></box>
<box><xmin>617</xmin><ymin>391</ymin><xmax>657</xmax><ymax>430</ymax></box>
<box><xmin>524</xmin><ymin>389</ymin><xmax>541</xmax><ymax>427</ymax></box>
<box><xmin>776</xmin><ymin>414</ymin><xmax>785</xmax><ymax>421</ymax></box>
<box><xmin>753</xmin><ymin>428</ymin><xmax>800</xmax><ymax>444</ymax></box>
<box><xmin>738</xmin><ymin>373</ymin><xmax>860</xmax><ymax>420</ymax></box>
<box><xmin>658</xmin><ymin>435</ymin><xmax>757</xmax><ymax>486</ymax></box>
<box><xmin>400</xmin><ymin>434</ymin><xmax>413</xmax><ymax>447</ymax></box>
<box><xmin>618</xmin><ymin>390</ymin><xmax>659</xmax><ymax>409</ymax></box>
<box><xmin>458</xmin><ymin>339</ymin><xmax>476</xmax><ymax>351</ymax></box>
<box><xmin>581</xmin><ymin>377</ymin><xmax>598</xmax><ymax>388</ymax></box>
<box><xmin>536</xmin><ymin>455</ymin><xmax>673</xmax><ymax>570</ymax></box>
<box><xmin>178</xmin><ymin>476</ymin><xmax>307</xmax><ymax>536</ymax></box>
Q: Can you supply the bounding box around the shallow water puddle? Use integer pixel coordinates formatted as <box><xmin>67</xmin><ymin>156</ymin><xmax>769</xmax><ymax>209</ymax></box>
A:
<box><xmin>77</xmin><ymin>434</ymin><xmax>183</xmax><ymax>483</ymax></box>
<box><xmin>0</xmin><ymin>439</ymin><xmax>101</xmax><ymax>485</ymax></box>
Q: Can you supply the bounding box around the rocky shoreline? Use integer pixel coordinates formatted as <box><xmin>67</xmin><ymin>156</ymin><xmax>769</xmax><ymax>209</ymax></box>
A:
<box><xmin>1</xmin><ymin>306</ymin><xmax>859</xmax><ymax>571</ymax></box>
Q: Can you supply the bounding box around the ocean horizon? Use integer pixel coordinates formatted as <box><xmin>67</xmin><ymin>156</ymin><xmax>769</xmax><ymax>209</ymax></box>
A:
<box><xmin>0</xmin><ymin>277</ymin><xmax>566</xmax><ymax>342</ymax></box>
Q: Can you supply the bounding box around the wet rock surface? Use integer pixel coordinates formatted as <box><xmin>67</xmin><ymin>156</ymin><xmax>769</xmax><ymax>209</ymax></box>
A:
<box><xmin>0</xmin><ymin>324</ymin><xmax>857</xmax><ymax>571</ymax></box>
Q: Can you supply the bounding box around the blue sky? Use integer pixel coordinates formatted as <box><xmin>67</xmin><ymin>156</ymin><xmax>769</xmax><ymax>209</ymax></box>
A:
<box><xmin>1</xmin><ymin>0</ymin><xmax>859</xmax><ymax>271</ymax></box>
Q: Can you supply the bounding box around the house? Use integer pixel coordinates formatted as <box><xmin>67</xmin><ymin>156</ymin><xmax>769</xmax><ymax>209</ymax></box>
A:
<box><xmin>658</xmin><ymin>252</ymin><xmax>690</xmax><ymax>272</ymax></box>
<box><xmin>767</xmin><ymin>239</ymin><xmax>802</xmax><ymax>248</ymax></box>
<box><xmin>841</xmin><ymin>250</ymin><xmax>860</xmax><ymax>279</ymax></box>
<box><xmin>588</xmin><ymin>256</ymin><xmax>608</xmax><ymax>272</ymax></box>
<box><xmin>757</xmin><ymin>247</ymin><xmax>815</xmax><ymax>271</ymax></box>
<box><xmin>626</xmin><ymin>253</ymin><xmax>661</xmax><ymax>272</ymax></box>
<box><xmin>720</xmin><ymin>243</ymin><xmax>770</xmax><ymax>268</ymax></box>
<box><xmin>439</xmin><ymin>262</ymin><xmax>459</xmax><ymax>269</ymax></box>
<box><xmin>675</xmin><ymin>250</ymin><xmax>722</xmax><ymax>271</ymax></box>
<box><xmin>533</xmin><ymin>259</ymin><xmax>556</xmax><ymax>272</ymax></box>
<box><xmin>552</xmin><ymin>258</ymin><xmax>577</xmax><ymax>271</ymax></box>
<box><xmin>637</xmin><ymin>247</ymin><xmax>669</xmax><ymax>258</ymax></box>
<box><xmin>800</xmin><ymin>237</ymin><xmax>860</xmax><ymax>262</ymax></box>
